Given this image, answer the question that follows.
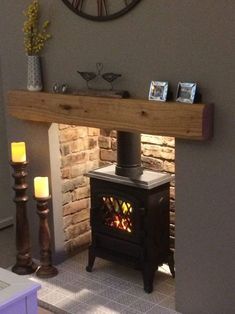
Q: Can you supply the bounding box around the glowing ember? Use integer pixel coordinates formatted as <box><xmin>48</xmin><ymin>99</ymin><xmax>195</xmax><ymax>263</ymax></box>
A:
<box><xmin>102</xmin><ymin>196</ymin><xmax>133</xmax><ymax>233</ymax></box>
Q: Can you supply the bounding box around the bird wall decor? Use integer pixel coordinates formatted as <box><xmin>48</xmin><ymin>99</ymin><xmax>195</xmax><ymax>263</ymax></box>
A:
<box><xmin>77</xmin><ymin>63</ymin><xmax>122</xmax><ymax>90</ymax></box>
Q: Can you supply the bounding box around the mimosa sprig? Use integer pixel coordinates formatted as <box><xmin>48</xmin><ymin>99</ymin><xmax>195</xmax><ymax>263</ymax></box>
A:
<box><xmin>23</xmin><ymin>0</ymin><xmax>51</xmax><ymax>55</ymax></box>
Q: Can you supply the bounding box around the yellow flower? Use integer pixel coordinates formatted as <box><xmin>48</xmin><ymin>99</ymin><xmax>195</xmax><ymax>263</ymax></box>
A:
<box><xmin>23</xmin><ymin>0</ymin><xmax>51</xmax><ymax>55</ymax></box>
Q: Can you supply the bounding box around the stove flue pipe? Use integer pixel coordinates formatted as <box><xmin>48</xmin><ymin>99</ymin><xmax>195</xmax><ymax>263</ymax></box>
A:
<box><xmin>115</xmin><ymin>131</ymin><xmax>143</xmax><ymax>178</ymax></box>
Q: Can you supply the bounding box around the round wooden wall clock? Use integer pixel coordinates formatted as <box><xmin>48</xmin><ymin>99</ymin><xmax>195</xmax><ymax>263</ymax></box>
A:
<box><xmin>61</xmin><ymin>0</ymin><xmax>142</xmax><ymax>22</ymax></box>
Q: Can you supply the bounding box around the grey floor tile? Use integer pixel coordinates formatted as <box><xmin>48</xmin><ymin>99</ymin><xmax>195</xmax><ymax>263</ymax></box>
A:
<box><xmin>146</xmin><ymin>305</ymin><xmax>179</xmax><ymax>314</ymax></box>
<box><xmin>126</xmin><ymin>285</ymin><xmax>167</xmax><ymax>304</ymax></box>
<box><xmin>129</xmin><ymin>299</ymin><xmax>155</xmax><ymax>313</ymax></box>
<box><xmin>55</xmin><ymin>297</ymin><xmax>82</xmax><ymax>312</ymax></box>
<box><xmin>154</xmin><ymin>282</ymin><xmax>175</xmax><ymax>296</ymax></box>
<box><xmin>98</xmin><ymin>287</ymin><xmax>123</xmax><ymax>300</ymax></box>
<box><xmin>112</xmin><ymin>293</ymin><xmax>139</xmax><ymax>306</ymax></box>
<box><xmin>105</xmin><ymin>301</ymin><xmax>129</xmax><ymax>313</ymax></box>
<box><xmin>80</xmin><ymin>292</ymin><xmax>109</xmax><ymax>306</ymax></box>
<box><xmin>69</xmin><ymin>302</ymin><xmax>92</xmax><ymax>314</ymax></box>
<box><xmin>158</xmin><ymin>297</ymin><xmax>176</xmax><ymax>311</ymax></box>
<box><xmin>40</xmin><ymin>291</ymin><xmax>69</xmax><ymax>306</ymax></box>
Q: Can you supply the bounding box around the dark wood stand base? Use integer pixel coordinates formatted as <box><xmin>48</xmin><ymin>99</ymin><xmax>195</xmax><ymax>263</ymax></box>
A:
<box><xmin>12</xmin><ymin>261</ymin><xmax>38</xmax><ymax>276</ymax></box>
<box><xmin>36</xmin><ymin>265</ymin><xmax>58</xmax><ymax>278</ymax></box>
<box><xmin>35</xmin><ymin>196</ymin><xmax>58</xmax><ymax>279</ymax></box>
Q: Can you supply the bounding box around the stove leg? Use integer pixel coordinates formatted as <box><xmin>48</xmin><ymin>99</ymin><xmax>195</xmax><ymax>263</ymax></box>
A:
<box><xmin>86</xmin><ymin>247</ymin><xmax>96</xmax><ymax>272</ymax></box>
<box><xmin>143</xmin><ymin>264</ymin><xmax>156</xmax><ymax>293</ymax></box>
<box><xmin>168</xmin><ymin>251</ymin><xmax>175</xmax><ymax>278</ymax></box>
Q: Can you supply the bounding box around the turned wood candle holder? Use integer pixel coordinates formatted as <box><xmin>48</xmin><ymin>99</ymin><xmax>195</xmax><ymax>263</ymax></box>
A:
<box><xmin>35</xmin><ymin>196</ymin><xmax>58</xmax><ymax>278</ymax></box>
<box><xmin>10</xmin><ymin>161</ymin><xmax>37</xmax><ymax>275</ymax></box>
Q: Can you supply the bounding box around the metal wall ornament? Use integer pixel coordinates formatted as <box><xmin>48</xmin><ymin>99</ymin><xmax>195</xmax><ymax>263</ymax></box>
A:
<box><xmin>176</xmin><ymin>82</ymin><xmax>197</xmax><ymax>104</ymax></box>
<box><xmin>61</xmin><ymin>0</ymin><xmax>142</xmax><ymax>22</ymax></box>
<box><xmin>77</xmin><ymin>62</ymin><xmax>121</xmax><ymax>90</ymax></box>
<box><xmin>149</xmin><ymin>81</ymin><xmax>169</xmax><ymax>102</ymax></box>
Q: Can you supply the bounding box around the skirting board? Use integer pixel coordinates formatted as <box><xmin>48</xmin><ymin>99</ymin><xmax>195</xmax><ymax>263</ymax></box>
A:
<box><xmin>0</xmin><ymin>217</ymin><xmax>14</xmax><ymax>230</ymax></box>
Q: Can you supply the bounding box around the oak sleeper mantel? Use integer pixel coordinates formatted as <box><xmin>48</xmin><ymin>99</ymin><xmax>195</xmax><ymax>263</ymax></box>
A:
<box><xmin>7</xmin><ymin>90</ymin><xmax>213</xmax><ymax>140</ymax></box>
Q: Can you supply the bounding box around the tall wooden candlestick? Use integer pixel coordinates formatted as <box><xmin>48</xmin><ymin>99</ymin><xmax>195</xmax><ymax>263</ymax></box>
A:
<box><xmin>35</xmin><ymin>196</ymin><xmax>58</xmax><ymax>278</ymax></box>
<box><xmin>10</xmin><ymin>161</ymin><xmax>37</xmax><ymax>275</ymax></box>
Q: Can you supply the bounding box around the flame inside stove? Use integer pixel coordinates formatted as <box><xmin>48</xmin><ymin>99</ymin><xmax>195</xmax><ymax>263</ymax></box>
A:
<box><xmin>102</xmin><ymin>196</ymin><xmax>133</xmax><ymax>233</ymax></box>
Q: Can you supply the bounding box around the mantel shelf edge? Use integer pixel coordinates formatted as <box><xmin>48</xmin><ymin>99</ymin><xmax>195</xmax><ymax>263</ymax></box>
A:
<box><xmin>7</xmin><ymin>90</ymin><xmax>213</xmax><ymax>140</ymax></box>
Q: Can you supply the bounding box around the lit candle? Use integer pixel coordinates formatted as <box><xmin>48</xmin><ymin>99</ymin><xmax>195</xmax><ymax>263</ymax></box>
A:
<box><xmin>11</xmin><ymin>142</ymin><xmax>26</xmax><ymax>162</ymax></box>
<box><xmin>34</xmin><ymin>177</ymin><xmax>49</xmax><ymax>198</ymax></box>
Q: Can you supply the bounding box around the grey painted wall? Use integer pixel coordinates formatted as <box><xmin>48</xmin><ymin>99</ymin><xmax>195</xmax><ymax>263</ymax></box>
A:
<box><xmin>0</xmin><ymin>1</ymin><xmax>235</xmax><ymax>313</ymax></box>
<box><xmin>0</xmin><ymin>62</ymin><xmax>13</xmax><ymax>228</ymax></box>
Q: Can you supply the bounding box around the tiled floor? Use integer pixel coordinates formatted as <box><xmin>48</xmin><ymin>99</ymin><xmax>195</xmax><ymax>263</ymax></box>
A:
<box><xmin>30</xmin><ymin>251</ymin><xmax>179</xmax><ymax>314</ymax></box>
<box><xmin>0</xmin><ymin>226</ymin><xmax>179</xmax><ymax>314</ymax></box>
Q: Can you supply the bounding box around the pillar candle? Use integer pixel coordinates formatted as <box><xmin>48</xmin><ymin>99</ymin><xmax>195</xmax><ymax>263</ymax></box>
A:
<box><xmin>11</xmin><ymin>142</ymin><xmax>26</xmax><ymax>162</ymax></box>
<box><xmin>34</xmin><ymin>177</ymin><xmax>49</xmax><ymax>198</ymax></box>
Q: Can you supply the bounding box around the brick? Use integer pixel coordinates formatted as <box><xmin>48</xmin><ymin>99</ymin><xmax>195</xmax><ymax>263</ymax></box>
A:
<box><xmin>62</xmin><ymin>192</ymin><xmax>72</xmax><ymax>205</ymax></box>
<box><xmin>61</xmin><ymin>155</ymin><xmax>72</xmax><ymax>168</ymax></box>
<box><xmin>164</xmin><ymin>161</ymin><xmax>175</xmax><ymax>173</ymax></box>
<box><xmin>63</xmin><ymin>215</ymin><xmax>72</xmax><ymax>229</ymax></box>
<box><xmin>100</xmin><ymin>149</ymin><xmax>117</xmax><ymax>162</ymax></box>
<box><xmin>162</xmin><ymin>137</ymin><xmax>175</xmax><ymax>148</ymax></box>
<box><xmin>170</xmin><ymin>200</ymin><xmax>176</xmax><ymax>212</ymax></box>
<box><xmin>72</xmin><ymin>186</ymin><xmax>90</xmax><ymax>201</ymax></box>
<box><xmin>61</xmin><ymin>167</ymin><xmax>70</xmax><ymax>179</ymax></box>
<box><xmin>63</xmin><ymin>198</ymin><xmax>89</xmax><ymax>216</ymax></box>
<box><xmin>98</xmin><ymin>136</ymin><xmax>111</xmax><ymax>149</ymax></box>
<box><xmin>86</xmin><ymin>160</ymin><xmax>100</xmax><ymax>172</ymax></box>
<box><xmin>88</xmin><ymin>128</ymin><xmax>100</xmax><ymax>136</ymax></box>
<box><xmin>89</xmin><ymin>148</ymin><xmax>100</xmax><ymax>161</ymax></box>
<box><xmin>59</xmin><ymin>128</ymin><xmax>78</xmax><ymax>143</ymax></box>
<box><xmin>141</xmin><ymin>134</ymin><xmax>164</xmax><ymax>145</ymax></box>
<box><xmin>77</xmin><ymin>127</ymin><xmax>88</xmax><ymax>138</ymax></box>
<box><xmin>71</xmin><ymin>151</ymin><xmax>88</xmax><ymax>164</ymax></box>
<box><xmin>170</xmin><ymin>186</ymin><xmax>175</xmax><ymax>200</ymax></box>
<box><xmin>72</xmin><ymin>208</ymin><xmax>90</xmax><ymax>224</ymax></box>
<box><xmin>88</xmin><ymin>138</ymin><xmax>98</xmax><ymax>149</ymax></box>
<box><xmin>73</xmin><ymin>231</ymin><xmax>91</xmax><ymax>247</ymax></box>
<box><xmin>62</xmin><ymin>180</ymin><xmax>75</xmax><ymax>193</ymax></box>
<box><xmin>59</xmin><ymin>124</ymin><xmax>70</xmax><ymax>130</ymax></box>
<box><xmin>71</xmin><ymin>164</ymin><xmax>87</xmax><ymax>178</ymax></box>
<box><xmin>99</xmin><ymin>161</ymin><xmax>111</xmax><ymax>167</ymax></box>
<box><xmin>65</xmin><ymin>231</ymin><xmax>91</xmax><ymax>252</ymax></box>
<box><xmin>71</xmin><ymin>138</ymin><xmax>88</xmax><ymax>152</ymax></box>
<box><xmin>60</xmin><ymin>144</ymin><xmax>70</xmax><ymax>156</ymax></box>
<box><xmin>141</xmin><ymin>156</ymin><xmax>164</xmax><ymax>171</ymax></box>
<box><xmin>111</xmin><ymin>138</ymin><xmax>117</xmax><ymax>151</ymax></box>
<box><xmin>100</xmin><ymin>129</ymin><xmax>111</xmax><ymax>136</ymax></box>
<box><xmin>66</xmin><ymin>220</ymin><xmax>90</xmax><ymax>239</ymax></box>
<box><xmin>110</xmin><ymin>130</ymin><xmax>117</xmax><ymax>138</ymax></box>
<box><xmin>142</xmin><ymin>144</ymin><xmax>175</xmax><ymax>161</ymax></box>
<box><xmin>71</xmin><ymin>176</ymin><xmax>88</xmax><ymax>188</ymax></box>
<box><xmin>62</xmin><ymin>176</ymin><xmax>87</xmax><ymax>193</ymax></box>
<box><xmin>64</xmin><ymin>226</ymin><xmax>73</xmax><ymax>241</ymax></box>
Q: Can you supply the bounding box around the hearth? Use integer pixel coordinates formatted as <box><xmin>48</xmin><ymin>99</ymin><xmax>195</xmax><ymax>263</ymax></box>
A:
<box><xmin>86</xmin><ymin>131</ymin><xmax>175</xmax><ymax>293</ymax></box>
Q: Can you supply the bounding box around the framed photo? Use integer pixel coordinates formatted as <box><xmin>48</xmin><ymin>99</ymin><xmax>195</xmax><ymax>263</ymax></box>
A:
<box><xmin>176</xmin><ymin>82</ymin><xmax>197</xmax><ymax>104</ymax></box>
<box><xmin>149</xmin><ymin>81</ymin><xmax>168</xmax><ymax>102</ymax></box>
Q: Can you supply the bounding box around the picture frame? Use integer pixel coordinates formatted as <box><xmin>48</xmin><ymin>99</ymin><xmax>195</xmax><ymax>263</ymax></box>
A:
<box><xmin>176</xmin><ymin>82</ymin><xmax>197</xmax><ymax>104</ymax></box>
<box><xmin>149</xmin><ymin>81</ymin><xmax>168</xmax><ymax>102</ymax></box>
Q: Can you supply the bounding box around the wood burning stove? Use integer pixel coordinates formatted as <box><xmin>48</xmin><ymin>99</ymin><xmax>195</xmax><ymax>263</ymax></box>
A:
<box><xmin>86</xmin><ymin>132</ymin><xmax>175</xmax><ymax>293</ymax></box>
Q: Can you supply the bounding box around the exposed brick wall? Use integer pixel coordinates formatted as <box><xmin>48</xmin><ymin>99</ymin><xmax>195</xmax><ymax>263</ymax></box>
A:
<box><xmin>59</xmin><ymin>125</ymin><xmax>175</xmax><ymax>254</ymax></box>
<box><xmin>59</xmin><ymin>124</ymin><xmax>100</xmax><ymax>253</ymax></box>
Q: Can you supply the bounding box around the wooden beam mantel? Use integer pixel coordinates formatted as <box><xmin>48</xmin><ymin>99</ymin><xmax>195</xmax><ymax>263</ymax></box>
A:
<box><xmin>8</xmin><ymin>90</ymin><xmax>213</xmax><ymax>140</ymax></box>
